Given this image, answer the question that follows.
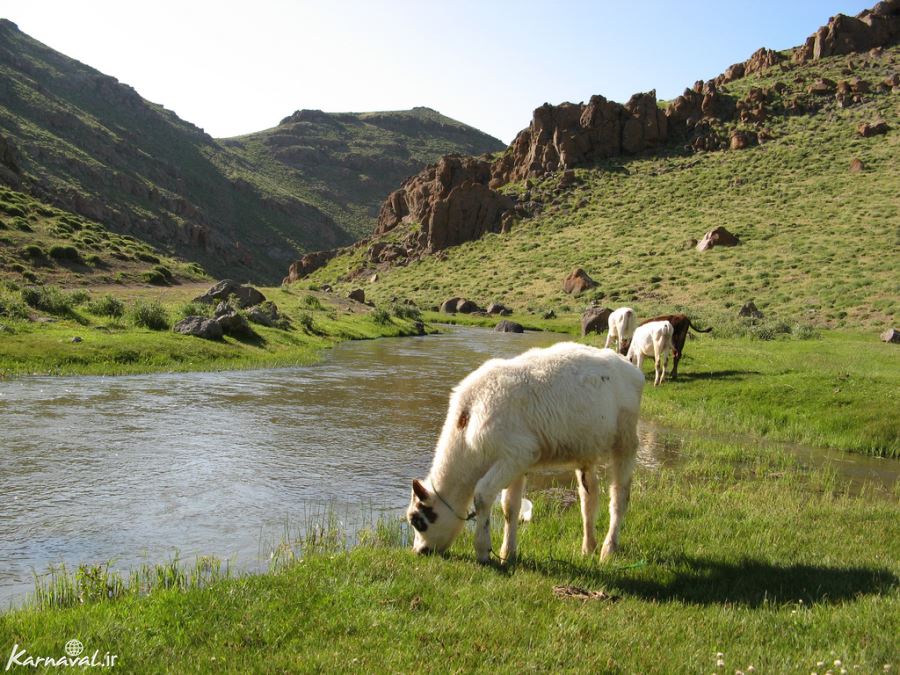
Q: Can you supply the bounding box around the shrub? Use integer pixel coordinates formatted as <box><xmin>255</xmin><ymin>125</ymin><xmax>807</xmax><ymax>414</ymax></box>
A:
<box><xmin>391</xmin><ymin>303</ymin><xmax>421</xmax><ymax>321</ymax></box>
<box><xmin>84</xmin><ymin>254</ymin><xmax>103</xmax><ymax>266</ymax></box>
<box><xmin>48</xmin><ymin>245</ymin><xmax>82</xmax><ymax>262</ymax></box>
<box><xmin>0</xmin><ymin>295</ymin><xmax>29</xmax><ymax>319</ymax></box>
<box><xmin>87</xmin><ymin>294</ymin><xmax>125</xmax><ymax>318</ymax></box>
<box><xmin>129</xmin><ymin>300</ymin><xmax>169</xmax><ymax>330</ymax></box>
<box><xmin>152</xmin><ymin>265</ymin><xmax>173</xmax><ymax>280</ymax></box>
<box><xmin>0</xmin><ymin>202</ymin><xmax>26</xmax><ymax>217</ymax></box>
<box><xmin>141</xmin><ymin>269</ymin><xmax>168</xmax><ymax>285</ymax></box>
<box><xmin>21</xmin><ymin>244</ymin><xmax>45</xmax><ymax>259</ymax></box>
<box><xmin>371</xmin><ymin>308</ymin><xmax>392</xmax><ymax>325</ymax></box>
<box><xmin>297</xmin><ymin>312</ymin><xmax>316</xmax><ymax>333</ymax></box>
<box><xmin>177</xmin><ymin>301</ymin><xmax>212</xmax><ymax>320</ymax></box>
<box><xmin>20</xmin><ymin>285</ymin><xmax>75</xmax><ymax>316</ymax></box>
<box><xmin>302</xmin><ymin>294</ymin><xmax>324</xmax><ymax>310</ymax></box>
<box><xmin>14</xmin><ymin>219</ymin><xmax>33</xmax><ymax>232</ymax></box>
<box><xmin>136</xmin><ymin>252</ymin><xmax>161</xmax><ymax>264</ymax></box>
<box><xmin>69</xmin><ymin>290</ymin><xmax>90</xmax><ymax>306</ymax></box>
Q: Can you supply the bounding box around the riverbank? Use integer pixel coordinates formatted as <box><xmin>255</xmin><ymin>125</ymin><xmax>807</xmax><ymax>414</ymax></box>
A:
<box><xmin>0</xmin><ymin>283</ymin><xmax>427</xmax><ymax>377</ymax></box>
<box><xmin>427</xmin><ymin>311</ymin><xmax>899</xmax><ymax>458</ymax></box>
<box><xmin>1</xmin><ymin>436</ymin><xmax>896</xmax><ymax>672</ymax></box>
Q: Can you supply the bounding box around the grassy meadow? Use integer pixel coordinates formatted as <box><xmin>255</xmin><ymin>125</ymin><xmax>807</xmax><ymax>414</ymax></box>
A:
<box><xmin>0</xmin><ymin>281</ymin><xmax>425</xmax><ymax>377</ymax></box>
<box><xmin>0</xmin><ymin>437</ymin><xmax>896</xmax><ymax>673</ymax></box>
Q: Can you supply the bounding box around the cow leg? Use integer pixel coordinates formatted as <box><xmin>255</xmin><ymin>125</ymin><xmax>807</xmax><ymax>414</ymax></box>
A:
<box><xmin>473</xmin><ymin>459</ymin><xmax>531</xmax><ymax>564</ymax></box>
<box><xmin>601</xmin><ymin>414</ymin><xmax>638</xmax><ymax>561</ymax></box>
<box><xmin>576</xmin><ymin>466</ymin><xmax>601</xmax><ymax>555</ymax></box>
<box><xmin>499</xmin><ymin>474</ymin><xmax>526</xmax><ymax>564</ymax></box>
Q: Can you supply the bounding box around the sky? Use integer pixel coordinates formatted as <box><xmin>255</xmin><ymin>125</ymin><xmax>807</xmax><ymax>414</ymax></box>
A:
<box><xmin>0</xmin><ymin>0</ymin><xmax>876</xmax><ymax>144</ymax></box>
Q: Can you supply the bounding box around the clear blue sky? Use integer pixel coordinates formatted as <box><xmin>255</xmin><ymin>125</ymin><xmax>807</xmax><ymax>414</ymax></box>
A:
<box><xmin>1</xmin><ymin>1</ymin><xmax>874</xmax><ymax>143</ymax></box>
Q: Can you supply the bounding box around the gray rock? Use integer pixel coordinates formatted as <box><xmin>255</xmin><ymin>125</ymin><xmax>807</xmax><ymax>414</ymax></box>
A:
<box><xmin>486</xmin><ymin>302</ymin><xmax>511</xmax><ymax>315</ymax></box>
<box><xmin>456</xmin><ymin>299</ymin><xmax>481</xmax><ymax>314</ymax></box>
<box><xmin>738</xmin><ymin>301</ymin><xmax>764</xmax><ymax>319</ymax></box>
<box><xmin>348</xmin><ymin>288</ymin><xmax>366</xmax><ymax>303</ymax></box>
<box><xmin>494</xmin><ymin>320</ymin><xmax>524</xmax><ymax>333</ymax></box>
<box><xmin>247</xmin><ymin>302</ymin><xmax>281</xmax><ymax>327</ymax></box>
<box><xmin>174</xmin><ymin>316</ymin><xmax>223</xmax><ymax>340</ymax></box>
<box><xmin>581</xmin><ymin>307</ymin><xmax>611</xmax><ymax>336</ymax></box>
<box><xmin>70</xmin><ymin>336</ymin><xmax>82</xmax><ymax>343</ymax></box>
<box><xmin>215</xmin><ymin>311</ymin><xmax>255</xmax><ymax>338</ymax></box>
<box><xmin>193</xmin><ymin>279</ymin><xmax>265</xmax><ymax>308</ymax></box>
<box><xmin>542</xmin><ymin>309</ymin><xmax>556</xmax><ymax>320</ymax></box>
<box><xmin>440</xmin><ymin>297</ymin><xmax>463</xmax><ymax>314</ymax></box>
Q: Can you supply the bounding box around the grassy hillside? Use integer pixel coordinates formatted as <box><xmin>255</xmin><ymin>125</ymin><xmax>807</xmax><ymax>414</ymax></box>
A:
<box><xmin>0</xmin><ymin>20</ymin><xmax>503</xmax><ymax>282</ymax></box>
<box><xmin>224</xmin><ymin>107</ymin><xmax>506</xmax><ymax>239</ymax></box>
<box><xmin>308</xmin><ymin>47</ymin><xmax>899</xmax><ymax>331</ymax></box>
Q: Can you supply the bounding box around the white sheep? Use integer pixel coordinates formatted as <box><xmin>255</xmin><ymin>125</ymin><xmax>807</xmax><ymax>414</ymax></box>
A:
<box><xmin>407</xmin><ymin>341</ymin><xmax>644</xmax><ymax>564</ymax></box>
<box><xmin>626</xmin><ymin>320</ymin><xmax>675</xmax><ymax>386</ymax></box>
<box><xmin>605</xmin><ymin>307</ymin><xmax>637</xmax><ymax>355</ymax></box>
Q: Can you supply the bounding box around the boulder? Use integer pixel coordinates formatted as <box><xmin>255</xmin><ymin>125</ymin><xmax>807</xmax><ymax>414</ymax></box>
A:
<box><xmin>246</xmin><ymin>302</ymin><xmax>281</xmax><ymax>327</ymax></box>
<box><xmin>581</xmin><ymin>307</ymin><xmax>611</xmax><ymax>336</ymax></box>
<box><xmin>486</xmin><ymin>302</ymin><xmax>511</xmax><ymax>315</ymax></box>
<box><xmin>283</xmin><ymin>249</ymin><xmax>340</xmax><ymax>283</ymax></box>
<box><xmin>807</xmin><ymin>78</ymin><xmax>837</xmax><ymax>95</ymax></box>
<box><xmin>881</xmin><ymin>328</ymin><xmax>900</xmax><ymax>343</ymax></box>
<box><xmin>738</xmin><ymin>301</ymin><xmax>764</xmax><ymax>319</ymax></box>
<box><xmin>563</xmin><ymin>268</ymin><xmax>598</xmax><ymax>294</ymax></box>
<box><xmin>850</xmin><ymin>158</ymin><xmax>866</xmax><ymax>172</ymax></box>
<box><xmin>494</xmin><ymin>320</ymin><xmax>525</xmax><ymax>333</ymax></box>
<box><xmin>193</xmin><ymin>279</ymin><xmax>265</xmax><ymax>308</ymax></box>
<box><xmin>542</xmin><ymin>310</ymin><xmax>556</xmax><ymax>320</ymax></box>
<box><xmin>858</xmin><ymin>120</ymin><xmax>889</xmax><ymax>137</ymax></box>
<box><xmin>215</xmin><ymin>311</ymin><xmax>255</xmax><ymax>338</ymax></box>
<box><xmin>697</xmin><ymin>226</ymin><xmax>740</xmax><ymax>251</ymax></box>
<box><xmin>173</xmin><ymin>316</ymin><xmax>223</xmax><ymax>340</ymax></box>
<box><xmin>348</xmin><ymin>288</ymin><xmax>366</xmax><ymax>303</ymax></box>
<box><xmin>456</xmin><ymin>299</ymin><xmax>480</xmax><ymax>314</ymax></box>
<box><xmin>730</xmin><ymin>130</ymin><xmax>757</xmax><ymax>150</ymax></box>
<box><xmin>558</xmin><ymin>169</ymin><xmax>577</xmax><ymax>188</ymax></box>
<box><xmin>440</xmin><ymin>297</ymin><xmax>463</xmax><ymax>314</ymax></box>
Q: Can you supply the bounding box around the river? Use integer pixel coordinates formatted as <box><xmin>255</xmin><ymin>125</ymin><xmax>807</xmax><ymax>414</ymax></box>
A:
<box><xmin>0</xmin><ymin>327</ymin><xmax>895</xmax><ymax>607</ymax></box>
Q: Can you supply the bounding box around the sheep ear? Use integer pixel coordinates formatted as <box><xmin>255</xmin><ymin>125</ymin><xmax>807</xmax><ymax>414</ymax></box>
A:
<box><xmin>412</xmin><ymin>479</ymin><xmax>430</xmax><ymax>502</ymax></box>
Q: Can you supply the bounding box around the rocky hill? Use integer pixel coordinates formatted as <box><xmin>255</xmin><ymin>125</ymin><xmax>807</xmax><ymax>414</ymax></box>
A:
<box><xmin>0</xmin><ymin>20</ymin><xmax>503</xmax><ymax>283</ymax></box>
<box><xmin>293</xmin><ymin>2</ymin><xmax>899</xmax><ymax>329</ymax></box>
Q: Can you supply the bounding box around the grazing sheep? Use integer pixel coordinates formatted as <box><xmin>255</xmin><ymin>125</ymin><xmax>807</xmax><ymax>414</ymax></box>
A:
<box><xmin>605</xmin><ymin>307</ymin><xmax>637</xmax><ymax>355</ymax></box>
<box><xmin>407</xmin><ymin>342</ymin><xmax>644</xmax><ymax>564</ymax></box>
<box><xmin>639</xmin><ymin>314</ymin><xmax>712</xmax><ymax>379</ymax></box>
<box><xmin>627</xmin><ymin>320</ymin><xmax>675</xmax><ymax>386</ymax></box>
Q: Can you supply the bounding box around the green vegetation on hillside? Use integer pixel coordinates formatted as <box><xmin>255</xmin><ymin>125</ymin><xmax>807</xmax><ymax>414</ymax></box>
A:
<box><xmin>309</xmin><ymin>48</ymin><xmax>899</xmax><ymax>331</ymax></box>
<box><xmin>2</xmin><ymin>437</ymin><xmax>896</xmax><ymax>672</ymax></box>
<box><xmin>0</xmin><ymin>186</ymin><xmax>207</xmax><ymax>286</ymax></box>
<box><xmin>0</xmin><ymin>20</ymin><xmax>504</xmax><ymax>282</ymax></box>
<box><xmin>224</xmin><ymin>107</ymin><xmax>506</xmax><ymax>239</ymax></box>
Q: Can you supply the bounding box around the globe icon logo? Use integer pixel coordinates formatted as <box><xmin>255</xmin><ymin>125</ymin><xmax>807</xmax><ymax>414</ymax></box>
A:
<box><xmin>65</xmin><ymin>639</ymin><xmax>84</xmax><ymax>657</ymax></box>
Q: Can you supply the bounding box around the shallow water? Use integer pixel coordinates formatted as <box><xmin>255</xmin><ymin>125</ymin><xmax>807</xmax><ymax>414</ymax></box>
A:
<box><xmin>0</xmin><ymin>327</ymin><xmax>895</xmax><ymax>607</ymax></box>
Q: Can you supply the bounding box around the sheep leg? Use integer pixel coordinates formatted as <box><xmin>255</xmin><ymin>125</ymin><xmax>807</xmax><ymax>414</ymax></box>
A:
<box><xmin>499</xmin><ymin>474</ymin><xmax>526</xmax><ymax>564</ymax></box>
<box><xmin>473</xmin><ymin>460</ymin><xmax>530</xmax><ymax>564</ymax></box>
<box><xmin>576</xmin><ymin>466</ymin><xmax>600</xmax><ymax>555</ymax></box>
<box><xmin>601</xmin><ymin>415</ymin><xmax>638</xmax><ymax>561</ymax></box>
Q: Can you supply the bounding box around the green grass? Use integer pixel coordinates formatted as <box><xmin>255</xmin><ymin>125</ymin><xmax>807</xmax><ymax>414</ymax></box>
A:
<box><xmin>1</xmin><ymin>438</ymin><xmax>896</xmax><ymax>673</ymax></box>
<box><xmin>0</xmin><ymin>284</ymin><xmax>427</xmax><ymax>377</ymax></box>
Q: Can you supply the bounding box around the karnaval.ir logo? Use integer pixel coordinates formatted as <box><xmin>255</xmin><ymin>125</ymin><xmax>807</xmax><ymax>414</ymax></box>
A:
<box><xmin>5</xmin><ymin>638</ymin><xmax>117</xmax><ymax>670</ymax></box>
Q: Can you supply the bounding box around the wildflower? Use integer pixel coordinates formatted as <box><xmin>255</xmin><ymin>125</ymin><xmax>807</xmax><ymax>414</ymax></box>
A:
<box><xmin>835</xmin><ymin>661</ymin><xmax>843</xmax><ymax>668</ymax></box>
<box><xmin>747</xmin><ymin>667</ymin><xmax>756</xmax><ymax>673</ymax></box>
<box><xmin>717</xmin><ymin>659</ymin><xmax>725</xmax><ymax>668</ymax></box>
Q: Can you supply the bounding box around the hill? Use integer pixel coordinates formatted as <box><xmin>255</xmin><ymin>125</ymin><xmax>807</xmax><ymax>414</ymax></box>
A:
<box><xmin>297</xmin><ymin>5</ymin><xmax>899</xmax><ymax>331</ymax></box>
<box><xmin>0</xmin><ymin>20</ymin><xmax>503</xmax><ymax>283</ymax></box>
<box><xmin>224</xmin><ymin>107</ymin><xmax>505</xmax><ymax>240</ymax></box>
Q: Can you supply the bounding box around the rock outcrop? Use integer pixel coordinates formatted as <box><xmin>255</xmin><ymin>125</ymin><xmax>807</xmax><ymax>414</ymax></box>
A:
<box><xmin>283</xmin><ymin>249</ymin><xmax>341</xmax><ymax>284</ymax></box>
<box><xmin>491</xmin><ymin>91</ymin><xmax>668</xmax><ymax>185</ymax></box>
<box><xmin>794</xmin><ymin>1</ymin><xmax>900</xmax><ymax>62</ymax></box>
<box><xmin>173</xmin><ymin>316</ymin><xmax>223</xmax><ymax>340</ymax></box>
<box><xmin>375</xmin><ymin>155</ymin><xmax>513</xmax><ymax>253</ymax></box>
<box><xmin>581</xmin><ymin>307</ymin><xmax>612</xmax><ymax>336</ymax></box>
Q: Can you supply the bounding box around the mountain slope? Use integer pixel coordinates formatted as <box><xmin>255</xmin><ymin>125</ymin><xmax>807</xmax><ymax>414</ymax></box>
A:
<box><xmin>0</xmin><ymin>20</ymin><xmax>504</xmax><ymax>283</ymax></box>
<box><xmin>223</xmin><ymin>107</ymin><xmax>505</xmax><ymax>240</ymax></box>
<box><xmin>301</xmin><ymin>11</ymin><xmax>899</xmax><ymax>330</ymax></box>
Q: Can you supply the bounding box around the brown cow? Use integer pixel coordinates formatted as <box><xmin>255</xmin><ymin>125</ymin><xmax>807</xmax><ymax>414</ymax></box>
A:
<box><xmin>639</xmin><ymin>314</ymin><xmax>712</xmax><ymax>379</ymax></box>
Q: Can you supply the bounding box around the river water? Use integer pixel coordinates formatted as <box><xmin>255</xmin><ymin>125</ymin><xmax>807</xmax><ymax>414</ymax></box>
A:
<box><xmin>0</xmin><ymin>327</ymin><xmax>895</xmax><ymax>607</ymax></box>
